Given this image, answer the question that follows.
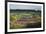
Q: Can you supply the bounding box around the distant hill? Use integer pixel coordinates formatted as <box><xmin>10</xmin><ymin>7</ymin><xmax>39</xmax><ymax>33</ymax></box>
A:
<box><xmin>10</xmin><ymin>9</ymin><xmax>41</xmax><ymax>13</ymax></box>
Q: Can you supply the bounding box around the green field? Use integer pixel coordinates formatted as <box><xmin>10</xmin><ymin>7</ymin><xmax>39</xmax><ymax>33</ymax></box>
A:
<box><xmin>10</xmin><ymin>10</ymin><xmax>41</xmax><ymax>29</ymax></box>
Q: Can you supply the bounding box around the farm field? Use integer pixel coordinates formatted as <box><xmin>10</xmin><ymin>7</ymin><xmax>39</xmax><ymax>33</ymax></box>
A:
<box><xmin>10</xmin><ymin>9</ymin><xmax>41</xmax><ymax>29</ymax></box>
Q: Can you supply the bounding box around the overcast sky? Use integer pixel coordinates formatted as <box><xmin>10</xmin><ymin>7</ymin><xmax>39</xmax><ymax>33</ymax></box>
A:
<box><xmin>9</xmin><ymin>4</ymin><xmax>41</xmax><ymax>10</ymax></box>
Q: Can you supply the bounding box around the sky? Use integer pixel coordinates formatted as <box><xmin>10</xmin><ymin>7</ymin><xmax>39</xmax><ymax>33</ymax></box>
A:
<box><xmin>9</xmin><ymin>4</ymin><xmax>41</xmax><ymax>10</ymax></box>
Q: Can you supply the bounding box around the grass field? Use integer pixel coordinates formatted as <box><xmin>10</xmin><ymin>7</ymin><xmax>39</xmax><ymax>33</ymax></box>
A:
<box><xmin>10</xmin><ymin>9</ymin><xmax>41</xmax><ymax>29</ymax></box>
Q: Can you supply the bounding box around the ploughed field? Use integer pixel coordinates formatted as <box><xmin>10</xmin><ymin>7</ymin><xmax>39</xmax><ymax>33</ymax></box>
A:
<box><xmin>10</xmin><ymin>10</ymin><xmax>41</xmax><ymax>29</ymax></box>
